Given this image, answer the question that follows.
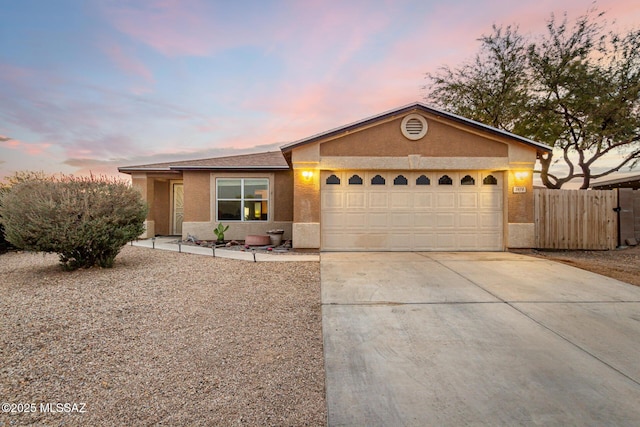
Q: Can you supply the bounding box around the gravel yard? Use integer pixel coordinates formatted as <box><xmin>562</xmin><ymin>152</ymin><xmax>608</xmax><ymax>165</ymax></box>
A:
<box><xmin>0</xmin><ymin>246</ymin><xmax>325</xmax><ymax>426</ymax></box>
<box><xmin>515</xmin><ymin>244</ymin><xmax>640</xmax><ymax>287</ymax></box>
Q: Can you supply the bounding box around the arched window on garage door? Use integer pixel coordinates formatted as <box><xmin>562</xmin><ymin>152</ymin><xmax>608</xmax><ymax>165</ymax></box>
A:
<box><xmin>483</xmin><ymin>175</ymin><xmax>498</xmax><ymax>185</ymax></box>
<box><xmin>371</xmin><ymin>174</ymin><xmax>386</xmax><ymax>185</ymax></box>
<box><xmin>438</xmin><ymin>175</ymin><xmax>453</xmax><ymax>185</ymax></box>
<box><xmin>326</xmin><ymin>174</ymin><xmax>340</xmax><ymax>185</ymax></box>
<box><xmin>416</xmin><ymin>175</ymin><xmax>431</xmax><ymax>185</ymax></box>
<box><xmin>348</xmin><ymin>174</ymin><xmax>363</xmax><ymax>185</ymax></box>
<box><xmin>393</xmin><ymin>175</ymin><xmax>408</xmax><ymax>185</ymax></box>
<box><xmin>461</xmin><ymin>175</ymin><xmax>475</xmax><ymax>185</ymax></box>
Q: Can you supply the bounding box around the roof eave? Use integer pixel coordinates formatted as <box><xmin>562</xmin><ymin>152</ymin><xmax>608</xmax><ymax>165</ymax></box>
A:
<box><xmin>118</xmin><ymin>167</ymin><xmax>175</xmax><ymax>173</ymax></box>
<box><xmin>280</xmin><ymin>102</ymin><xmax>553</xmax><ymax>154</ymax></box>
<box><xmin>169</xmin><ymin>165</ymin><xmax>290</xmax><ymax>171</ymax></box>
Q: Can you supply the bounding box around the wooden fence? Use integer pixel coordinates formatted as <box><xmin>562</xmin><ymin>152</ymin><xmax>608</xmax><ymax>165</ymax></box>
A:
<box><xmin>534</xmin><ymin>188</ymin><xmax>618</xmax><ymax>250</ymax></box>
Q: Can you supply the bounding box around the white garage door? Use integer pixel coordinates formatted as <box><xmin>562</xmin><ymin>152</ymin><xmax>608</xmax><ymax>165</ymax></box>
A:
<box><xmin>321</xmin><ymin>171</ymin><xmax>503</xmax><ymax>251</ymax></box>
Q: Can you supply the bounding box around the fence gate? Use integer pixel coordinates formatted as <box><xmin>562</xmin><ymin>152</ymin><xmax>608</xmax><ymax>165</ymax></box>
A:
<box><xmin>534</xmin><ymin>189</ymin><xmax>618</xmax><ymax>250</ymax></box>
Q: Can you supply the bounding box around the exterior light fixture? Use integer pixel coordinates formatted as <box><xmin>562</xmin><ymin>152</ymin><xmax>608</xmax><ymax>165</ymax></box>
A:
<box><xmin>514</xmin><ymin>171</ymin><xmax>530</xmax><ymax>180</ymax></box>
<box><xmin>302</xmin><ymin>170</ymin><xmax>314</xmax><ymax>180</ymax></box>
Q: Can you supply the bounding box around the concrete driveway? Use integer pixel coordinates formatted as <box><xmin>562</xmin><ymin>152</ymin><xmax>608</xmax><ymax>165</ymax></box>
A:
<box><xmin>322</xmin><ymin>252</ymin><xmax>640</xmax><ymax>426</ymax></box>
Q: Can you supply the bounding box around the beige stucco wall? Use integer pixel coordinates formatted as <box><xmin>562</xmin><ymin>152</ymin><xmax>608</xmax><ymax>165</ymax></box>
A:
<box><xmin>319</xmin><ymin>115</ymin><xmax>509</xmax><ymax>158</ymax></box>
<box><xmin>131</xmin><ymin>174</ymin><xmax>154</xmax><ymax>238</ymax></box>
<box><xmin>153</xmin><ymin>180</ymin><xmax>170</xmax><ymax>235</ymax></box>
<box><xmin>274</xmin><ymin>170</ymin><xmax>294</xmax><ymax>222</ymax></box>
<box><xmin>507</xmin><ymin>170</ymin><xmax>535</xmax><ymax>223</ymax></box>
<box><xmin>180</xmin><ymin>171</ymin><xmax>293</xmax><ymax>242</ymax></box>
<box><xmin>183</xmin><ymin>171</ymin><xmax>211</xmax><ymax>222</ymax></box>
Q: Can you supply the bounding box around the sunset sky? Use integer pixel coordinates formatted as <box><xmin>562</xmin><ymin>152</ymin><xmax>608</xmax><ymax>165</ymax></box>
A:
<box><xmin>1</xmin><ymin>0</ymin><xmax>639</xmax><ymax>180</ymax></box>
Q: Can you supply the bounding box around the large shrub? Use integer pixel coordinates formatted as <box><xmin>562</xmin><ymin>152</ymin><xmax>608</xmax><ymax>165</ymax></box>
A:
<box><xmin>0</xmin><ymin>174</ymin><xmax>147</xmax><ymax>270</ymax></box>
<box><xmin>0</xmin><ymin>222</ymin><xmax>11</xmax><ymax>254</ymax></box>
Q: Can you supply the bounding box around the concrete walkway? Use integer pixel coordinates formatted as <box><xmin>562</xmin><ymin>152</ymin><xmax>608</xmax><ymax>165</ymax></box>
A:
<box><xmin>322</xmin><ymin>252</ymin><xmax>640</xmax><ymax>426</ymax></box>
<box><xmin>131</xmin><ymin>237</ymin><xmax>319</xmax><ymax>262</ymax></box>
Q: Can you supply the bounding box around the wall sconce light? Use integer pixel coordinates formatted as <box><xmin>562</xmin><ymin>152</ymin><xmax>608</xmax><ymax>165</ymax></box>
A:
<box><xmin>514</xmin><ymin>171</ymin><xmax>530</xmax><ymax>181</ymax></box>
<box><xmin>302</xmin><ymin>170</ymin><xmax>314</xmax><ymax>180</ymax></box>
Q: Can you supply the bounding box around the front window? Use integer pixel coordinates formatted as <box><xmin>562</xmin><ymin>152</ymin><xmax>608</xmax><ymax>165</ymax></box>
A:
<box><xmin>216</xmin><ymin>178</ymin><xmax>268</xmax><ymax>221</ymax></box>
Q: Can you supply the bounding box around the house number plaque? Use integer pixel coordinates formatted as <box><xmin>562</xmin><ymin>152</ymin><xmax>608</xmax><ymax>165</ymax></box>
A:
<box><xmin>513</xmin><ymin>186</ymin><xmax>527</xmax><ymax>193</ymax></box>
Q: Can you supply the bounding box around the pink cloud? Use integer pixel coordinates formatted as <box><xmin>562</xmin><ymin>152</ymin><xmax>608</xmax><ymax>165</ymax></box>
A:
<box><xmin>103</xmin><ymin>43</ymin><xmax>154</xmax><ymax>83</ymax></box>
<box><xmin>102</xmin><ymin>0</ymin><xmax>225</xmax><ymax>56</ymax></box>
<box><xmin>1</xmin><ymin>138</ymin><xmax>53</xmax><ymax>156</ymax></box>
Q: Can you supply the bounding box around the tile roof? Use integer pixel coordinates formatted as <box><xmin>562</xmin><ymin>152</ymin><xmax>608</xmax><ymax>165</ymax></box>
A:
<box><xmin>119</xmin><ymin>151</ymin><xmax>290</xmax><ymax>173</ymax></box>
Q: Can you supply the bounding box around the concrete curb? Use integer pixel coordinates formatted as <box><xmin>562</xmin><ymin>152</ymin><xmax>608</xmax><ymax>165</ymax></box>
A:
<box><xmin>130</xmin><ymin>237</ymin><xmax>319</xmax><ymax>262</ymax></box>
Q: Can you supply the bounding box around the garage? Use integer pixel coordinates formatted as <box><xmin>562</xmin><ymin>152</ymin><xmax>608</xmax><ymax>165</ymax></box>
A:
<box><xmin>321</xmin><ymin>170</ymin><xmax>503</xmax><ymax>251</ymax></box>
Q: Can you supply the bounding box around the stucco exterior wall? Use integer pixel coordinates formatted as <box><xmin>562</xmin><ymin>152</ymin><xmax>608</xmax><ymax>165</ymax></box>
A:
<box><xmin>293</xmin><ymin>169</ymin><xmax>320</xmax><ymax>223</ymax></box>
<box><xmin>507</xmin><ymin>170</ymin><xmax>535</xmax><ymax>223</ymax></box>
<box><xmin>131</xmin><ymin>174</ymin><xmax>155</xmax><ymax>238</ymax></box>
<box><xmin>180</xmin><ymin>171</ymin><xmax>293</xmax><ymax>242</ymax></box>
<box><xmin>183</xmin><ymin>171</ymin><xmax>211</xmax><ymax>222</ymax></box>
<box><xmin>153</xmin><ymin>180</ymin><xmax>170</xmax><ymax>235</ymax></box>
<box><xmin>319</xmin><ymin>115</ymin><xmax>509</xmax><ymax>158</ymax></box>
<box><xmin>274</xmin><ymin>170</ymin><xmax>294</xmax><ymax>222</ymax></box>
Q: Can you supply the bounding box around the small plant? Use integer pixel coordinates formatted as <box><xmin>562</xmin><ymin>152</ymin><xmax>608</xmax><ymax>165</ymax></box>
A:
<box><xmin>213</xmin><ymin>223</ymin><xmax>229</xmax><ymax>242</ymax></box>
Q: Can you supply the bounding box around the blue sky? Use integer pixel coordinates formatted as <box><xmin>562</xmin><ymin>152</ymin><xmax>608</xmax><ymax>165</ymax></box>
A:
<box><xmin>1</xmin><ymin>0</ymin><xmax>638</xmax><ymax>179</ymax></box>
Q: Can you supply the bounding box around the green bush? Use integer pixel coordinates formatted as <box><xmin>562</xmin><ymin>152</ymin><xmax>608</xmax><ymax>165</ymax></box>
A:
<box><xmin>0</xmin><ymin>183</ymin><xmax>15</xmax><ymax>254</ymax></box>
<box><xmin>0</xmin><ymin>223</ymin><xmax>11</xmax><ymax>254</ymax></box>
<box><xmin>0</xmin><ymin>174</ymin><xmax>148</xmax><ymax>270</ymax></box>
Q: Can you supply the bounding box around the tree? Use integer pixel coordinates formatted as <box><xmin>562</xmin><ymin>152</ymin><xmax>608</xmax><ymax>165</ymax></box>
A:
<box><xmin>0</xmin><ymin>173</ymin><xmax>147</xmax><ymax>270</ymax></box>
<box><xmin>425</xmin><ymin>8</ymin><xmax>640</xmax><ymax>189</ymax></box>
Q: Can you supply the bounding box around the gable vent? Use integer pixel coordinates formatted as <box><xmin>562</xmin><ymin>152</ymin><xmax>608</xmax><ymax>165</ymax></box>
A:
<box><xmin>405</xmin><ymin>118</ymin><xmax>423</xmax><ymax>135</ymax></box>
<box><xmin>401</xmin><ymin>113</ymin><xmax>428</xmax><ymax>140</ymax></box>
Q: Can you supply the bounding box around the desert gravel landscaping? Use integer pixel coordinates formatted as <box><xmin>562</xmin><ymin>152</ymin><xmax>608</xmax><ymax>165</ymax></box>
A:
<box><xmin>0</xmin><ymin>246</ymin><xmax>325</xmax><ymax>426</ymax></box>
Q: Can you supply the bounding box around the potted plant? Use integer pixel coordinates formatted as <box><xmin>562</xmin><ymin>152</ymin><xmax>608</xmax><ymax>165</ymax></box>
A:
<box><xmin>266</xmin><ymin>229</ymin><xmax>285</xmax><ymax>246</ymax></box>
<box><xmin>213</xmin><ymin>223</ymin><xmax>229</xmax><ymax>244</ymax></box>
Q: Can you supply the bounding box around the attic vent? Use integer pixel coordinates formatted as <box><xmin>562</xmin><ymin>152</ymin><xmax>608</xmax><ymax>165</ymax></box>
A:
<box><xmin>401</xmin><ymin>114</ymin><xmax>428</xmax><ymax>140</ymax></box>
<box><xmin>406</xmin><ymin>118</ymin><xmax>423</xmax><ymax>134</ymax></box>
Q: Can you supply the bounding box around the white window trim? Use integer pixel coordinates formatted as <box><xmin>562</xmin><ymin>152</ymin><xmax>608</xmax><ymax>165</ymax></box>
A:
<box><xmin>216</xmin><ymin>177</ymin><xmax>270</xmax><ymax>222</ymax></box>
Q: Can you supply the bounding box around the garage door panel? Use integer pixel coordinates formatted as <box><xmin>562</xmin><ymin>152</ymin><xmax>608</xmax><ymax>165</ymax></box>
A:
<box><xmin>458</xmin><ymin>193</ymin><xmax>478</xmax><ymax>208</ymax></box>
<box><xmin>322</xmin><ymin>170</ymin><xmax>503</xmax><ymax>251</ymax></box>
<box><xmin>346</xmin><ymin>192</ymin><xmax>366</xmax><ymax>208</ymax></box>
<box><xmin>389</xmin><ymin>233</ymin><xmax>413</xmax><ymax>251</ymax></box>
<box><xmin>458</xmin><ymin>213</ymin><xmax>479</xmax><ymax>228</ymax></box>
<box><xmin>478</xmin><ymin>233</ymin><xmax>502</xmax><ymax>249</ymax></box>
<box><xmin>390</xmin><ymin>192</ymin><xmax>412</xmax><ymax>208</ymax></box>
<box><xmin>414</xmin><ymin>193</ymin><xmax>433</xmax><ymax>208</ymax></box>
<box><xmin>345</xmin><ymin>212</ymin><xmax>367</xmax><ymax>228</ymax></box>
<box><xmin>322</xmin><ymin>191</ymin><xmax>344</xmax><ymax>208</ymax></box>
<box><xmin>436</xmin><ymin>193</ymin><xmax>455</xmax><ymax>208</ymax></box>
<box><xmin>480</xmin><ymin>212</ymin><xmax>502</xmax><ymax>229</ymax></box>
<box><xmin>456</xmin><ymin>234</ymin><xmax>480</xmax><ymax>249</ymax></box>
<box><xmin>435</xmin><ymin>213</ymin><xmax>455</xmax><ymax>228</ymax></box>
<box><xmin>368</xmin><ymin>212</ymin><xmax>389</xmax><ymax>228</ymax></box>
<box><xmin>435</xmin><ymin>233</ymin><xmax>457</xmax><ymax>249</ymax></box>
<box><xmin>389</xmin><ymin>212</ymin><xmax>412</xmax><ymax>227</ymax></box>
<box><xmin>480</xmin><ymin>192</ymin><xmax>502</xmax><ymax>209</ymax></box>
<box><xmin>369</xmin><ymin>192</ymin><xmax>389</xmax><ymax>208</ymax></box>
<box><xmin>356</xmin><ymin>233</ymin><xmax>389</xmax><ymax>250</ymax></box>
<box><xmin>323</xmin><ymin>212</ymin><xmax>345</xmax><ymax>229</ymax></box>
<box><xmin>412</xmin><ymin>233</ymin><xmax>437</xmax><ymax>250</ymax></box>
<box><xmin>414</xmin><ymin>213</ymin><xmax>434</xmax><ymax>227</ymax></box>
